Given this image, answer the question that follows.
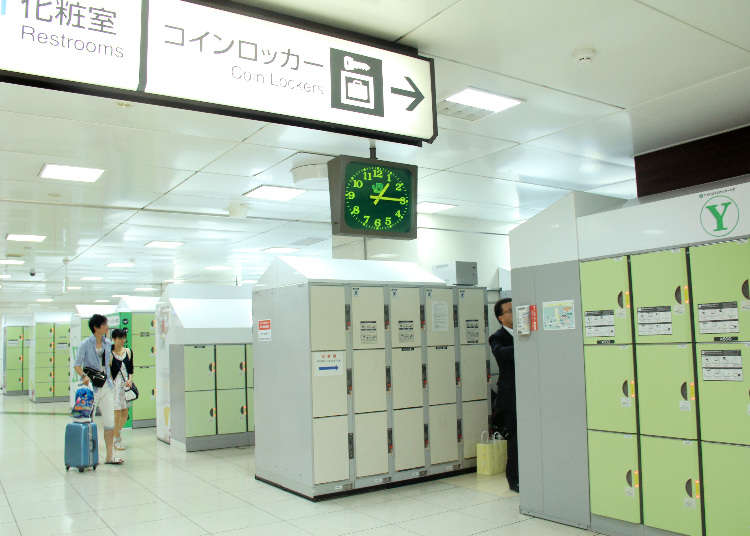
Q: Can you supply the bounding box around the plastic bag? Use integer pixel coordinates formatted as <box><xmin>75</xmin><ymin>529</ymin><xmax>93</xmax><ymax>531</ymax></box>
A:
<box><xmin>477</xmin><ymin>431</ymin><xmax>507</xmax><ymax>476</ymax></box>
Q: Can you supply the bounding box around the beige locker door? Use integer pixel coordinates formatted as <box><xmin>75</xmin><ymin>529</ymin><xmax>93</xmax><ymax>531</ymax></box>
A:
<box><xmin>390</xmin><ymin>287</ymin><xmax>422</xmax><ymax>348</ymax></box>
<box><xmin>313</xmin><ymin>416</ymin><xmax>350</xmax><ymax>484</ymax></box>
<box><xmin>310</xmin><ymin>286</ymin><xmax>346</xmax><ymax>351</ymax></box>
<box><xmin>425</xmin><ymin>288</ymin><xmax>455</xmax><ymax>346</ymax></box>
<box><xmin>351</xmin><ymin>286</ymin><xmax>385</xmax><ymax>350</ymax></box>
<box><xmin>394</xmin><ymin>408</ymin><xmax>425</xmax><ymax>471</ymax></box>
<box><xmin>462</xmin><ymin>400</ymin><xmax>489</xmax><ymax>459</ymax></box>
<box><xmin>392</xmin><ymin>347</ymin><xmax>423</xmax><ymax>409</ymax></box>
<box><xmin>427</xmin><ymin>346</ymin><xmax>456</xmax><ymax>405</ymax></box>
<box><xmin>460</xmin><ymin>345</ymin><xmax>488</xmax><ymax>402</ymax></box>
<box><xmin>458</xmin><ymin>288</ymin><xmax>486</xmax><ymax>345</ymax></box>
<box><xmin>311</xmin><ymin>351</ymin><xmax>348</xmax><ymax>418</ymax></box>
<box><xmin>353</xmin><ymin>350</ymin><xmax>386</xmax><ymax>413</ymax></box>
<box><xmin>429</xmin><ymin>404</ymin><xmax>459</xmax><ymax>464</ymax></box>
<box><xmin>354</xmin><ymin>412</ymin><xmax>389</xmax><ymax>477</ymax></box>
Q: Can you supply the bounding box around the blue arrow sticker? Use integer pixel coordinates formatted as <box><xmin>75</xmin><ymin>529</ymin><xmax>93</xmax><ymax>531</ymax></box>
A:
<box><xmin>319</xmin><ymin>366</ymin><xmax>338</xmax><ymax>371</ymax></box>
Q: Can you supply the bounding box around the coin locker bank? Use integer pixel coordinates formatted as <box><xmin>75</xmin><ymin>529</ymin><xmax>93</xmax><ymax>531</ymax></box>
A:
<box><xmin>28</xmin><ymin>313</ymin><xmax>71</xmax><ymax>403</ymax></box>
<box><xmin>253</xmin><ymin>257</ymin><xmax>491</xmax><ymax>500</ymax></box>
<box><xmin>155</xmin><ymin>285</ymin><xmax>254</xmax><ymax>452</ymax></box>
<box><xmin>2</xmin><ymin>319</ymin><xmax>31</xmax><ymax>395</ymax></box>
<box><xmin>511</xmin><ymin>179</ymin><xmax>750</xmax><ymax>536</ymax></box>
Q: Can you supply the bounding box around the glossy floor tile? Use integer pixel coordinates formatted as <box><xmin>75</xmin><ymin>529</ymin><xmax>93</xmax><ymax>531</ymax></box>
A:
<box><xmin>0</xmin><ymin>396</ymin><xmax>597</xmax><ymax>536</ymax></box>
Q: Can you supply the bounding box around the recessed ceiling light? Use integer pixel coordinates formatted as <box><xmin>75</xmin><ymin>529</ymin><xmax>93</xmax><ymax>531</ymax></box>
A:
<box><xmin>417</xmin><ymin>202</ymin><xmax>456</xmax><ymax>214</ymax></box>
<box><xmin>204</xmin><ymin>265</ymin><xmax>232</xmax><ymax>271</ymax></box>
<box><xmin>134</xmin><ymin>287</ymin><xmax>157</xmax><ymax>292</ymax></box>
<box><xmin>106</xmin><ymin>262</ymin><xmax>135</xmax><ymax>268</ymax></box>
<box><xmin>243</xmin><ymin>185</ymin><xmax>305</xmax><ymax>202</ymax></box>
<box><xmin>0</xmin><ymin>274</ymin><xmax>10</xmax><ymax>280</ymax></box>
<box><xmin>445</xmin><ymin>87</ymin><xmax>522</xmax><ymax>113</ymax></box>
<box><xmin>145</xmin><ymin>240</ymin><xmax>184</xmax><ymax>249</ymax></box>
<box><xmin>371</xmin><ymin>253</ymin><xmax>398</xmax><ymax>259</ymax></box>
<box><xmin>0</xmin><ymin>259</ymin><xmax>24</xmax><ymax>265</ymax></box>
<box><xmin>6</xmin><ymin>234</ymin><xmax>47</xmax><ymax>243</ymax></box>
<box><xmin>263</xmin><ymin>247</ymin><xmax>300</xmax><ymax>255</ymax></box>
<box><xmin>95</xmin><ymin>299</ymin><xmax>110</xmax><ymax>303</ymax></box>
<box><xmin>164</xmin><ymin>279</ymin><xmax>184</xmax><ymax>284</ymax></box>
<box><xmin>241</xmin><ymin>279</ymin><xmax>258</xmax><ymax>285</ymax></box>
<box><xmin>67</xmin><ymin>286</ymin><xmax>82</xmax><ymax>290</ymax></box>
<box><xmin>36</xmin><ymin>298</ymin><xmax>53</xmax><ymax>303</ymax></box>
<box><xmin>81</xmin><ymin>276</ymin><xmax>103</xmax><ymax>281</ymax></box>
<box><xmin>40</xmin><ymin>164</ymin><xmax>104</xmax><ymax>183</ymax></box>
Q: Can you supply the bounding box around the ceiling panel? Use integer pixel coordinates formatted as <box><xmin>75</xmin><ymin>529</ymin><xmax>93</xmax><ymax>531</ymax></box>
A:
<box><xmin>247</xmin><ymin>124</ymin><xmax>372</xmax><ymax>156</ymax></box>
<box><xmin>203</xmin><ymin>144</ymin><xmax>296</xmax><ymax>177</ymax></box>
<box><xmin>586</xmin><ymin>179</ymin><xmax>637</xmax><ymax>199</ymax></box>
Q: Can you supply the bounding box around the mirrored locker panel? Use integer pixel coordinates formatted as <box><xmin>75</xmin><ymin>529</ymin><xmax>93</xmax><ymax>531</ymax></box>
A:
<box><xmin>184</xmin><ymin>345</ymin><xmax>215</xmax><ymax>391</ymax></box>
<box><xmin>131</xmin><ymin>336</ymin><xmax>155</xmax><ymax>365</ymax></box>
<box><xmin>132</xmin><ymin>367</ymin><xmax>156</xmax><ymax>421</ymax></box>
<box><xmin>580</xmin><ymin>257</ymin><xmax>632</xmax><ymax>345</ymax></box>
<box><xmin>429</xmin><ymin>404</ymin><xmax>458</xmax><ymax>465</ymax></box>
<box><xmin>640</xmin><ymin>436</ymin><xmax>701</xmax><ymax>536</ymax></box>
<box><xmin>185</xmin><ymin>390</ymin><xmax>216</xmax><ymax>437</ymax></box>
<box><xmin>690</xmin><ymin>239</ymin><xmax>750</xmax><ymax>343</ymax></box>
<box><xmin>217</xmin><ymin>389</ymin><xmax>247</xmax><ymax>435</ymax></box>
<box><xmin>354</xmin><ymin>412</ymin><xmax>388</xmax><ymax>478</ymax></box>
<box><xmin>352</xmin><ymin>350</ymin><xmax>386</xmax><ymax>413</ymax></box>
<box><xmin>131</xmin><ymin>313</ymin><xmax>155</xmax><ymax>334</ymax></box>
<box><xmin>310</xmin><ymin>286</ymin><xmax>346</xmax><ymax>351</ymax></box>
<box><xmin>588</xmin><ymin>430</ymin><xmax>641</xmax><ymax>524</ymax></box>
<box><xmin>311</xmin><ymin>351</ymin><xmax>347</xmax><ymax>418</ymax></box>
<box><xmin>702</xmin><ymin>441</ymin><xmax>750</xmax><ymax>536</ymax></box>
<box><xmin>460</xmin><ymin>345</ymin><xmax>488</xmax><ymax>402</ymax></box>
<box><xmin>427</xmin><ymin>346</ymin><xmax>456</xmax><ymax>405</ymax></box>
<box><xmin>216</xmin><ymin>345</ymin><xmax>246</xmax><ymax>390</ymax></box>
<box><xmin>636</xmin><ymin>344</ymin><xmax>697</xmax><ymax>439</ymax></box>
<box><xmin>424</xmin><ymin>288</ymin><xmax>455</xmax><ymax>347</ymax></box>
<box><xmin>246</xmin><ymin>387</ymin><xmax>255</xmax><ymax>432</ymax></box>
<box><xmin>584</xmin><ymin>345</ymin><xmax>637</xmax><ymax>433</ymax></box>
<box><xmin>393</xmin><ymin>408</ymin><xmax>425</xmax><ymax>471</ymax></box>
<box><xmin>462</xmin><ymin>400</ymin><xmax>488</xmax><ymax>459</ymax></box>
<box><xmin>392</xmin><ymin>347</ymin><xmax>422</xmax><ymax>410</ymax></box>
<box><xmin>313</xmin><ymin>415</ymin><xmax>349</xmax><ymax>484</ymax></box>
<box><xmin>351</xmin><ymin>286</ymin><xmax>385</xmax><ymax>350</ymax></box>
<box><xmin>696</xmin><ymin>343</ymin><xmax>750</xmax><ymax>445</ymax></box>
<box><xmin>390</xmin><ymin>287</ymin><xmax>422</xmax><ymax>348</ymax></box>
<box><xmin>631</xmin><ymin>249</ymin><xmax>691</xmax><ymax>344</ymax></box>
<box><xmin>457</xmin><ymin>288</ymin><xmax>486</xmax><ymax>345</ymax></box>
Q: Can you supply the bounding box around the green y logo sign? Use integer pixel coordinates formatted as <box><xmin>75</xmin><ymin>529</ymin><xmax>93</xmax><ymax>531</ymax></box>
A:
<box><xmin>700</xmin><ymin>195</ymin><xmax>739</xmax><ymax>237</ymax></box>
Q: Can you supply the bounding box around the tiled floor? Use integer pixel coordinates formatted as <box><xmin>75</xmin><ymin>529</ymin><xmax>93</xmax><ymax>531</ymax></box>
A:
<box><xmin>0</xmin><ymin>396</ymin><xmax>598</xmax><ymax>536</ymax></box>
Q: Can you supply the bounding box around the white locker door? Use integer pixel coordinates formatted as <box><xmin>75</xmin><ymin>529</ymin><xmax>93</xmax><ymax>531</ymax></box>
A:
<box><xmin>393</xmin><ymin>408</ymin><xmax>425</xmax><ymax>471</ymax></box>
<box><xmin>390</xmin><ymin>287</ymin><xmax>422</xmax><ymax>348</ymax></box>
<box><xmin>353</xmin><ymin>350</ymin><xmax>386</xmax><ymax>413</ymax></box>
<box><xmin>352</xmin><ymin>287</ymin><xmax>385</xmax><ymax>350</ymax></box>
<box><xmin>460</xmin><ymin>345</ymin><xmax>488</xmax><ymax>402</ymax></box>
<box><xmin>429</xmin><ymin>404</ymin><xmax>458</xmax><ymax>464</ymax></box>
<box><xmin>458</xmin><ymin>288</ymin><xmax>486</xmax><ymax>345</ymax></box>
<box><xmin>310</xmin><ymin>286</ymin><xmax>346</xmax><ymax>351</ymax></box>
<box><xmin>392</xmin><ymin>347</ymin><xmax>423</xmax><ymax>409</ymax></box>
<box><xmin>425</xmin><ymin>288</ymin><xmax>455</xmax><ymax>347</ymax></box>
<box><xmin>354</xmin><ymin>412</ymin><xmax>389</xmax><ymax>477</ymax></box>
<box><xmin>313</xmin><ymin>416</ymin><xmax>350</xmax><ymax>484</ymax></box>
<box><xmin>462</xmin><ymin>400</ymin><xmax>489</xmax><ymax>459</ymax></box>
<box><xmin>427</xmin><ymin>346</ymin><xmax>456</xmax><ymax>405</ymax></box>
<box><xmin>311</xmin><ymin>351</ymin><xmax>348</xmax><ymax>418</ymax></box>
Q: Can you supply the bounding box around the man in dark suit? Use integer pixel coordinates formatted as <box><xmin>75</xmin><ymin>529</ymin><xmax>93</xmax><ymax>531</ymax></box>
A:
<box><xmin>489</xmin><ymin>298</ymin><xmax>518</xmax><ymax>492</ymax></box>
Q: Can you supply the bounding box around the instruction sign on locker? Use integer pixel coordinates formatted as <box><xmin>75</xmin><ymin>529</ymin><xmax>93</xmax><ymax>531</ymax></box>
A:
<box><xmin>580</xmin><ymin>257</ymin><xmax>632</xmax><ymax>345</ymax></box>
<box><xmin>457</xmin><ymin>288</ymin><xmax>486</xmax><ymax>345</ymax></box>
<box><xmin>389</xmin><ymin>288</ymin><xmax>422</xmax><ymax>348</ymax></box>
<box><xmin>424</xmin><ymin>288</ymin><xmax>455</xmax><ymax>347</ymax></box>
<box><xmin>351</xmin><ymin>287</ymin><xmax>385</xmax><ymax>349</ymax></box>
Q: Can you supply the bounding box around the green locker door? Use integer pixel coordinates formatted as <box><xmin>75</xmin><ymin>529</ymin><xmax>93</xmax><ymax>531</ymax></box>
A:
<box><xmin>132</xmin><ymin>366</ymin><xmax>156</xmax><ymax>421</ymax></box>
<box><xmin>35</xmin><ymin>381</ymin><xmax>54</xmax><ymax>400</ymax></box>
<box><xmin>641</xmin><ymin>436</ymin><xmax>702</xmax><ymax>536</ymax></box>
<box><xmin>5</xmin><ymin>343</ymin><xmax>22</xmax><ymax>369</ymax></box>
<box><xmin>588</xmin><ymin>430</ymin><xmax>641</xmax><ymax>523</ymax></box>
<box><xmin>5</xmin><ymin>369</ymin><xmax>24</xmax><ymax>393</ymax></box>
<box><xmin>184</xmin><ymin>345</ymin><xmax>215</xmax><ymax>391</ymax></box>
<box><xmin>631</xmin><ymin>249</ymin><xmax>691</xmax><ymax>344</ymax></box>
<box><xmin>697</xmin><ymin>343</ymin><xmax>750</xmax><ymax>445</ymax></box>
<box><xmin>247</xmin><ymin>387</ymin><xmax>254</xmax><ymax>432</ymax></box>
<box><xmin>702</xmin><ymin>442</ymin><xmax>750</xmax><ymax>536</ymax></box>
<box><xmin>217</xmin><ymin>389</ymin><xmax>247</xmax><ymax>435</ymax></box>
<box><xmin>54</xmin><ymin>378</ymin><xmax>69</xmax><ymax>398</ymax></box>
<box><xmin>131</xmin><ymin>336</ymin><xmax>155</xmax><ymax>365</ymax></box>
<box><xmin>185</xmin><ymin>390</ymin><xmax>216</xmax><ymax>437</ymax></box>
<box><xmin>584</xmin><ymin>345</ymin><xmax>637</xmax><ymax>433</ymax></box>
<box><xmin>35</xmin><ymin>323</ymin><xmax>54</xmax><ymax>341</ymax></box>
<box><xmin>690</xmin><ymin>239</ymin><xmax>750</xmax><ymax>343</ymax></box>
<box><xmin>246</xmin><ymin>345</ymin><xmax>254</xmax><ymax>388</ymax></box>
<box><xmin>636</xmin><ymin>344</ymin><xmax>697</xmax><ymax>439</ymax></box>
<box><xmin>580</xmin><ymin>257</ymin><xmax>633</xmax><ymax>345</ymax></box>
<box><xmin>36</xmin><ymin>366</ymin><xmax>54</xmax><ymax>385</ymax></box>
<box><xmin>7</xmin><ymin>327</ymin><xmax>23</xmax><ymax>340</ymax></box>
<box><xmin>216</xmin><ymin>345</ymin><xmax>246</xmax><ymax>390</ymax></box>
<box><xmin>132</xmin><ymin>313</ymin><xmax>155</xmax><ymax>334</ymax></box>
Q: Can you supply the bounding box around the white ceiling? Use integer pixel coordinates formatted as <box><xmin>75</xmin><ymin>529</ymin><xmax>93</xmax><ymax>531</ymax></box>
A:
<box><xmin>2</xmin><ymin>0</ymin><xmax>750</xmax><ymax>312</ymax></box>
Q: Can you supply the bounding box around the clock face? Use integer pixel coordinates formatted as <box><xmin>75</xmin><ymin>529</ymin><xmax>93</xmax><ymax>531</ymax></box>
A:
<box><xmin>344</xmin><ymin>162</ymin><xmax>413</xmax><ymax>234</ymax></box>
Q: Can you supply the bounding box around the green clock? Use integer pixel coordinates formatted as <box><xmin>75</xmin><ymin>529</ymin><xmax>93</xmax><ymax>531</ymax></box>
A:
<box><xmin>328</xmin><ymin>156</ymin><xmax>418</xmax><ymax>239</ymax></box>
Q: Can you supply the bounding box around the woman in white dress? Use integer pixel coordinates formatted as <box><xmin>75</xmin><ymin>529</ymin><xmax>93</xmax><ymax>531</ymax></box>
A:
<box><xmin>110</xmin><ymin>329</ymin><xmax>134</xmax><ymax>451</ymax></box>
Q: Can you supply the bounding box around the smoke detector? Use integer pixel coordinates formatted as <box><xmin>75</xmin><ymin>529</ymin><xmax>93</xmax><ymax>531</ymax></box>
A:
<box><xmin>573</xmin><ymin>48</ymin><xmax>596</xmax><ymax>64</ymax></box>
<box><xmin>227</xmin><ymin>201</ymin><xmax>248</xmax><ymax>219</ymax></box>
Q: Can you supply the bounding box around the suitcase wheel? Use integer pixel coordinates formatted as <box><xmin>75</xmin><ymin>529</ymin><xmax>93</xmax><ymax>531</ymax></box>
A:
<box><xmin>78</xmin><ymin>467</ymin><xmax>84</xmax><ymax>473</ymax></box>
<box><xmin>93</xmin><ymin>465</ymin><xmax>97</xmax><ymax>471</ymax></box>
<box><xmin>65</xmin><ymin>465</ymin><xmax>70</xmax><ymax>471</ymax></box>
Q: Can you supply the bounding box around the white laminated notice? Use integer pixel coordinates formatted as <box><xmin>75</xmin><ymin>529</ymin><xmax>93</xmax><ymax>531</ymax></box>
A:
<box><xmin>620</xmin><ymin>397</ymin><xmax>632</xmax><ymax>408</ymax></box>
<box><xmin>359</xmin><ymin>321</ymin><xmax>378</xmax><ymax>345</ymax></box>
<box><xmin>584</xmin><ymin>310</ymin><xmax>615</xmax><ymax>338</ymax></box>
<box><xmin>624</xmin><ymin>486</ymin><xmax>634</xmax><ymax>497</ymax></box>
<box><xmin>313</xmin><ymin>352</ymin><xmax>344</xmax><ymax>376</ymax></box>
<box><xmin>679</xmin><ymin>400</ymin><xmax>691</xmax><ymax>412</ymax></box>
<box><xmin>431</xmin><ymin>301</ymin><xmax>450</xmax><ymax>333</ymax></box>
<box><xmin>516</xmin><ymin>305</ymin><xmax>531</xmax><ymax>336</ymax></box>
<box><xmin>673</xmin><ymin>304</ymin><xmax>686</xmax><ymax>315</ymax></box>
<box><xmin>701</xmin><ymin>349</ymin><xmax>742</xmax><ymax>368</ymax></box>
<box><xmin>698</xmin><ymin>302</ymin><xmax>739</xmax><ymax>334</ymax></box>
<box><xmin>464</xmin><ymin>319</ymin><xmax>481</xmax><ymax>344</ymax></box>
<box><xmin>702</xmin><ymin>368</ymin><xmax>744</xmax><ymax>381</ymax></box>
<box><xmin>637</xmin><ymin>306</ymin><xmax>672</xmax><ymax>336</ymax></box>
<box><xmin>397</xmin><ymin>320</ymin><xmax>415</xmax><ymax>344</ymax></box>
<box><xmin>684</xmin><ymin>498</ymin><xmax>697</xmax><ymax>509</ymax></box>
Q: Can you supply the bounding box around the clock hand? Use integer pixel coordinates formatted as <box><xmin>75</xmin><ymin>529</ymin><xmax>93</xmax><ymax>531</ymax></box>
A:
<box><xmin>371</xmin><ymin>182</ymin><xmax>390</xmax><ymax>205</ymax></box>
<box><xmin>369</xmin><ymin>195</ymin><xmax>404</xmax><ymax>203</ymax></box>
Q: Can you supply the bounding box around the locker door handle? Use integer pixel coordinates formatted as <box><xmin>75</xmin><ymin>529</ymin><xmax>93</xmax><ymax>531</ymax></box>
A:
<box><xmin>209</xmin><ymin>363</ymin><xmax>215</xmax><ymax>373</ymax></box>
<box><xmin>625</xmin><ymin>469</ymin><xmax>633</xmax><ymax>487</ymax></box>
<box><xmin>674</xmin><ymin>286</ymin><xmax>682</xmax><ymax>304</ymax></box>
<box><xmin>209</xmin><ymin>408</ymin><xmax>215</xmax><ymax>417</ymax></box>
<box><xmin>617</xmin><ymin>291</ymin><xmax>624</xmax><ymax>308</ymax></box>
<box><xmin>742</xmin><ymin>279</ymin><xmax>750</xmax><ymax>300</ymax></box>
<box><xmin>241</xmin><ymin>406</ymin><xmax>247</xmax><ymax>415</ymax></box>
<box><xmin>680</xmin><ymin>382</ymin><xmax>688</xmax><ymax>401</ymax></box>
<box><xmin>240</xmin><ymin>362</ymin><xmax>245</xmax><ymax>372</ymax></box>
<box><xmin>685</xmin><ymin>478</ymin><xmax>693</xmax><ymax>498</ymax></box>
<box><xmin>622</xmin><ymin>380</ymin><xmax>629</xmax><ymax>397</ymax></box>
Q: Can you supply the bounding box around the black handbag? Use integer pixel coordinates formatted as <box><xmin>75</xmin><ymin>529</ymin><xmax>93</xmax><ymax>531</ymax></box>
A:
<box><xmin>83</xmin><ymin>367</ymin><xmax>106</xmax><ymax>388</ymax></box>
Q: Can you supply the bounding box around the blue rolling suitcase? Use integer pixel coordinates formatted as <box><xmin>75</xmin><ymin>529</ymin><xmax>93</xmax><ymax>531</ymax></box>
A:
<box><xmin>65</xmin><ymin>389</ymin><xmax>99</xmax><ymax>472</ymax></box>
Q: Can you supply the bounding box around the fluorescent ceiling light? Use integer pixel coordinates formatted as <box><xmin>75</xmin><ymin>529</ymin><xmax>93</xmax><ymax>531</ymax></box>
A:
<box><xmin>263</xmin><ymin>247</ymin><xmax>299</xmax><ymax>254</ymax></box>
<box><xmin>112</xmin><ymin>294</ymin><xmax>128</xmax><ymax>298</ymax></box>
<box><xmin>76</xmin><ymin>304</ymin><xmax>117</xmax><ymax>316</ymax></box>
<box><xmin>371</xmin><ymin>253</ymin><xmax>398</xmax><ymax>259</ymax></box>
<box><xmin>233</xmin><ymin>248</ymin><xmax>261</xmax><ymax>253</ymax></box>
<box><xmin>0</xmin><ymin>259</ymin><xmax>24</xmax><ymax>265</ymax></box>
<box><xmin>164</xmin><ymin>279</ymin><xmax>184</xmax><ymax>284</ymax></box>
<box><xmin>107</xmin><ymin>262</ymin><xmax>135</xmax><ymax>268</ymax></box>
<box><xmin>36</xmin><ymin>298</ymin><xmax>53</xmax><ymax>303</ymax></box>
<box><xmin>67</xmin><ymin>286</ymin><xmax>82</xmax><ymax>290</ymax></box>
<box><xmin>445</xmin><ymin>87</ymin><xmax>522</xmax><ymax>113</ymax></box>
<box><xmin>81</xmin><ymin>276</ymin><xmax>103</xmax><ymax>281</ymax></box>
<box><xmin>6</xmin><ymin>234</ymin><xmax>46</xmax><ymax>243</ymax></box>
<box><xmin>417</xmin><ymin>202</ymin><xmax>456</xmax><ymax>214</ymax></box>
<box><xmin>145</xmin><ymin>240</ymin><xmax>183</xmax><ymax>249</ymax></box>
<box><xmin>204</xmin><ymin>265</ymin><xmax>232</xmax><ymax>271</ymax></box>
<box><xmin>40</xmin><ymin>164</ymin><xmax>104</xmax><ymax>183</ymax></box>
<box><xmin>244</xmin><ymin>185</ymin><xmax>305</xmax><ymax>202</ymax></box>
<box><xmin>134</xmin><ymin>287</ymin><xmax>157</xmax><ymax>292</ymax></box>
<box><xmin>0</xmin><ymin>274</ymin><xmax>10</xmax><ymax>280</ymax></box>
<box><xmin>241</xmin><ymin>279</ymin><xmax>258</xmax><ymax>285</ymax></box>
<box><xmin>95</xmin><ymin>299</ymin><xmax>110</xmax><ymax>303</ymax></box>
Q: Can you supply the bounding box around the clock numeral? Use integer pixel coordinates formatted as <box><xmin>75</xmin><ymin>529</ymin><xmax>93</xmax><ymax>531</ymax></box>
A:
<box><xmin>385</xmin><ymin>217</ymin><xmax>392</xmax><ymax>227</ymax></box>
<box><xmin>399</xmin><ymin>197</ymin><xmax>407</xmax><ymax>205</ymax></box>
<box><xmin>395</xmin><ymin>183</ymin><xmax>403</xmax><ymax>191</ymax></box>
<box><xmin>364</xmin><ymin>172</ymin><xmax>372</xmax><ymax>181</ymax></box>
<box><xmin>353</xmin><ymin>180</ymin><xmax>364</xmax><ymax>188</ymax></box>
<box><xmin>363</xmin><ymin>215</ymin><xmax>370</xmax><ymax>224</ymax></box>
<box><xmin>351</xmin><ymin>206</ymin><xmax>360</xmax><ymax>215</ymax></box>
<box><xmin>373</xmin><ymin>168</ymin><xmax>383</xmax><ymax>178</ymax></box>
<box><xmin>346</xmin><ymin>191</ymin><xmax>355</xmax><ymax>200</ymax></box>
<box><xmin>374</xmin><ymin>219</ymin><xmax>382</xmax><ymax>229</ymax></box>
<box><xmin>396</xmin><ymin>210</ymin><xmax>402</xmax><ymax>218</ymax></box>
